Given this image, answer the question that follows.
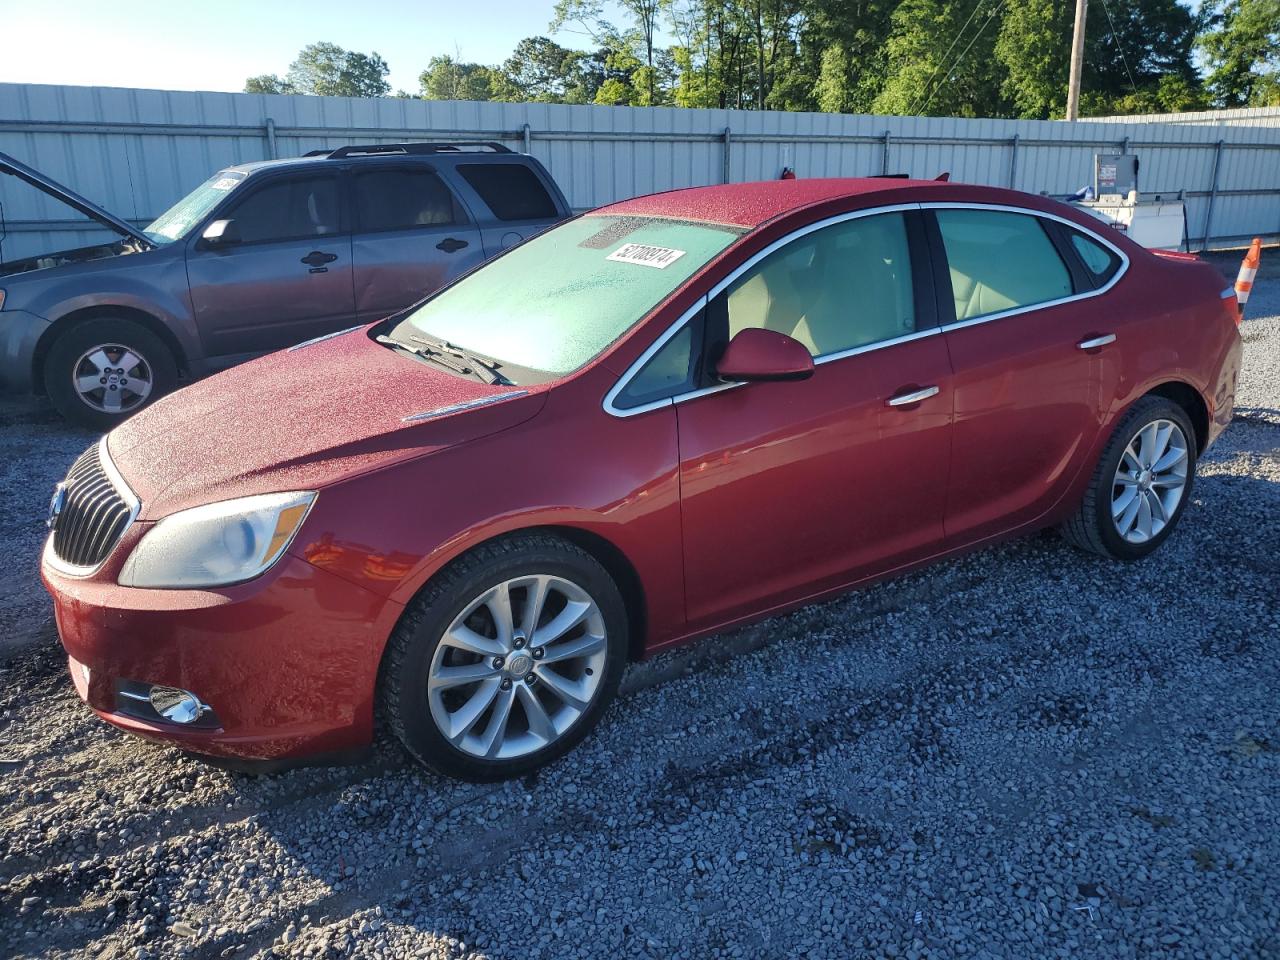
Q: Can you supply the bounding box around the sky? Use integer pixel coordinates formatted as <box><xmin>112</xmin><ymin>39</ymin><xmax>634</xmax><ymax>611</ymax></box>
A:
<box><xmin>0</xmin><ymin>0</ymin><xmax>646</xmax><ymax>95</ymax></box>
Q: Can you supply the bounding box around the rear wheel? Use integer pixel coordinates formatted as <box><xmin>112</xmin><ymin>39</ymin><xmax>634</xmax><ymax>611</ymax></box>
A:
<box><xmin>44</xmin><ymin>317</ymin><xmax>178</xmax><ymax>429</ymax></box>
<box><xmin>378</xmin><ymin>534</ymin><xmax>628</xmax><ymax>781</ymax></box>
<box><xmin>1061</xmin><ymin>396</ymin><xmax>1196</xmax><ymax>561</ymax></box>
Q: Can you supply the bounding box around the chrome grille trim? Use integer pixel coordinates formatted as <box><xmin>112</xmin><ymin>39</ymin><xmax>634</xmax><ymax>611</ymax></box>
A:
<box><xmin>45</xmin><ymin>437</ymin><xmax>140</xmax><ymax>576</ymax></box>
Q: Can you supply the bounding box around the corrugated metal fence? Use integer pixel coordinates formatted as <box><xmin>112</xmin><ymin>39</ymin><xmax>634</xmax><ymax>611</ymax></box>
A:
<box><xmin>2</xmin><ymin>82</ymin><xmax>1278</xmax><ymax>261</ymax></box>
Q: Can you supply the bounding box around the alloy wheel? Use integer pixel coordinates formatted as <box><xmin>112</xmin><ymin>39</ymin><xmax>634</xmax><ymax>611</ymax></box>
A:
<box><xmin>427</xmin><ymin>574</ymin><xmax>608</xmax><ymax>760</ymax></box>
<box><xmin>1111</xmin><ymin>418</ymin><xmax>1189</xmax><ymax>544</ymax></box>
<box><xmin>72</xmin><ymin>344</ymin><xmax>154</xmax><ymax>415</ymax></box>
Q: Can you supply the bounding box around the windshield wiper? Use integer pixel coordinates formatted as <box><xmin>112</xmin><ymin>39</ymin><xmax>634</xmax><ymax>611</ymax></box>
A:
<box><xmin>396</xmin><ymin>333</ymin><xmax>514</xmax><ymax>386</ymax></box>
<box><xmin>376</xmin><ymin>334</ymin><xmax>477</xmax><ymax>379</ymax></box>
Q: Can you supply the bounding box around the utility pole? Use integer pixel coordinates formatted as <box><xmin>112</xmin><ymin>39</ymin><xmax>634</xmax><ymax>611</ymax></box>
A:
<box><xmin>1065</xmin><ymin>0</ymin><xmax>1088</xmax><ymax>121</ymax></box>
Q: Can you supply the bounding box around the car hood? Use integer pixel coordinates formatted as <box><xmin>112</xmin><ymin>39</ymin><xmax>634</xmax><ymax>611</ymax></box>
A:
<box><xmin>107</xmin><ymin>328</ymin><xmax>546</xmax><ymax>520</ymax></box>
<box><xmin>0</xmin><ymin>150</ymin><xmax>154</xmax><ymax>248</ymax></box>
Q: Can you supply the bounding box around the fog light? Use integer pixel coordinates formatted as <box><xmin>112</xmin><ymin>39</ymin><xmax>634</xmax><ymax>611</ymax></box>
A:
<box><xmin>148</xmin><ymin>685</ymin><xmax>209</xmax><ymax>725</ymax></box>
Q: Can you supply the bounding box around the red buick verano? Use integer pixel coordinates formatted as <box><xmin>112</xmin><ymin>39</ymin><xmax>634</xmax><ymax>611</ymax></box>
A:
<box><xmin>42</xmin><ymin>178</ymin><xmax>1242</xmax><ymax>780</ymax></box>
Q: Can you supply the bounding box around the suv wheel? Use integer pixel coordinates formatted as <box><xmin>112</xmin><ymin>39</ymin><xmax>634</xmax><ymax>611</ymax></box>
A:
<box><xmin>379</xmin><ymin>534</ymin><xmax>628</xmax><ymax>781</ymax></box>
<box><xmin>1061</xmin><ymin>396</ymin><xmax>1197</xmax><ymax>561</ymax></box>
<box><xmin>44</xmin><ymin>318</ymin><xmax>178</xmax><ymax>429</ymax></box>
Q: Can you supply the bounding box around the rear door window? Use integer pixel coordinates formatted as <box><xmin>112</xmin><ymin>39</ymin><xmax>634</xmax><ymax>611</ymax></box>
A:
<box><xmin>458</xmin><ymin>163</ymin><xmax>558</xmax><ymax>221</ymax></box>
<box><xmin>225</xmin><ymin>175</ymin><xmax>341</xmax><ymax>244</ymax></box>
<box><xmin>935</xmin><ymin>209</ymin><xmax>1073</xmax><ymax>321</ymax></box>
<box><xmin>353</xmin><ymin>167</ymin><xmax>466</xmax><ymax>233</ymax></box>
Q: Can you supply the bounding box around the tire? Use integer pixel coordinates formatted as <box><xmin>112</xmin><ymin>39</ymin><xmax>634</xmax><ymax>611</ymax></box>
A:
<box><xmin>1060</xmin><ymin>396</ymin><xmax>1197</xmax><ymax>561</ymax></box>
<box><xmin>44</xmin><ymin>317</ymin><xmax>178</xmax><ymax>430</ymax></box>
<box><xmin>378</xmin><ymin>534</ymin><xmax>628</xmax><ymax>782</ymax></box>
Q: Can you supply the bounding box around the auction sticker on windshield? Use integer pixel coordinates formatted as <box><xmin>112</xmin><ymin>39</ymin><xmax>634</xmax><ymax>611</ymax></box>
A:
<box><xmin>607</xmin><ymin>243</ymin><xmax>686</xmax><ymax>269</ymax></box>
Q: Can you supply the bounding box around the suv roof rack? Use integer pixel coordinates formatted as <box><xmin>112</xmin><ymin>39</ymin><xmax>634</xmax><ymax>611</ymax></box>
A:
<box><xmin>304</xmin><ymin>141</ymin><xmax>513</xmax><ymax>159</ymax></box>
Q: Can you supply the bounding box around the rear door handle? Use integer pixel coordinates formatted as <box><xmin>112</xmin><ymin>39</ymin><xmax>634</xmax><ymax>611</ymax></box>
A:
<box><xmin>301</xmin><ymin>251</ymin><xmax>339</xmax><ymax>267</ymax></box>
<box><xmin>436</xmin><ymin>237</ymin><xmax>469</xmax><ymax>253</ymax></box>
<box><xmin>886</xmin><ymin>385</ymin><xmax>940</xmax><ymax>407</ymax></box>
<box><xmin>1077</xmin><ymin>333</ymin><xmax>1117</xmax><ymax>350</ymax></box>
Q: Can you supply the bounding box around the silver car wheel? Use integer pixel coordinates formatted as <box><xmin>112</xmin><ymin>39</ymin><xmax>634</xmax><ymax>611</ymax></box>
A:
<box><xmin>1111</xmin><ymin>418</ymin><xmax>1189</xmax><ymax>544</ymax></box>
<box><xmin>428</xmin><ymin>574</ymin><xmax>608</xmax><ymax>760</ymax></box>
<box><xmin>72</xmin><ymin>343</ymin><xmax>154</xmax><ymax>415</ymax></box>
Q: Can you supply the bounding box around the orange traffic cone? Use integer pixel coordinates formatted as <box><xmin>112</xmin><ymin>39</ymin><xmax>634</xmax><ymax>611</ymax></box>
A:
<box><xmin>1235</xmin><ymin>238</ymin><xmax>1262</xmax><ymax>315</ymax></box>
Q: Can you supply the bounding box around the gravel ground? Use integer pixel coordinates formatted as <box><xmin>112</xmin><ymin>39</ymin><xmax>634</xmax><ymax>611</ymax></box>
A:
<box><xmin>1</xmin><ymin>270</ymin><xmax>1278</xmax><ymax>960</ymax></box>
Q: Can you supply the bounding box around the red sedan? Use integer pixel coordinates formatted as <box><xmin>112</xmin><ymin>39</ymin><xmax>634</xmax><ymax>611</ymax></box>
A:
<box><xmin>41</xmin><ymin>178</ymin><xmax>1242</xmax><ymax>780</ymax></box>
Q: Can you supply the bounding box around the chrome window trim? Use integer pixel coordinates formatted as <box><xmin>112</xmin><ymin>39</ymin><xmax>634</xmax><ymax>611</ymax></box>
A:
<box><xmin>602</xmin><ymin>200</ymin><xmax>1130</xmax><ymax>419</ymax></box>
<box><xmin>43</xmin><ymin>436</ymin><xmax>142</xmax><ymax>579</ymax></box>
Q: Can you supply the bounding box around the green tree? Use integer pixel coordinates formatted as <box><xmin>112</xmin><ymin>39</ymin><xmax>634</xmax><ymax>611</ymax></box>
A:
<box><xmin>873</xmin><ymin>0</ymin><xmax>1005</xmax><ymax>117</ymax></box>
<box><xmin>1199</xmin><ymin>0</ymin><xmax>1280</xmax><ymax>106</ymax></box>
<box><xmin>792</xmin><ymin>0</ymin><xmax>897</xmax><ymax>113</ymax></box>
<box><xmin>284</xmin><ymin>42</ymin><xmax>391</xmax><ymax>98</ymax></box>
<box><xmin>553</xmin><ymin>0</ymin><xmax>671</xmax><ymax>104</ymax></box>
<box><xmin>419</xmin><ymin>56</ymin><xmax>497</xmax><ymax>101</ymax></box>
<box><xmin>244</xmin><ymin>74</ymin><xmax>295</xmax><ymax>95</ymax></box>
<box><xmin>501</xmin><ymin>37</ymin><xmax>584</xmax><ymax>100</ymax></box>
<box><xmin>999</xmin><ymin>0</ymin><xmax>1202</xmax><ymax>118</ymax></box>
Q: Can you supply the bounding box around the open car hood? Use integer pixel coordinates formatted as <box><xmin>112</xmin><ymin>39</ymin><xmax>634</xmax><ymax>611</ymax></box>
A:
<box><xmin>0</xmin><ymin>150</ymin><xmax>154</xmax><ymax>249</ymax></box>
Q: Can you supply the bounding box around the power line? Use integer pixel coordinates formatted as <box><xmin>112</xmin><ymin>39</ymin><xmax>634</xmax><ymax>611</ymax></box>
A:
<box><xmin>908</xmin><ymin>0</ymin><xmax>990</xmax><ymax>116</ymax></box>
<box><xmin>916</xmin><ymin>0</ymin><xmax>1011</xmax><ymax>116</ymax></box>
<box><xmin>1098</xmin><ymin>0</ymin><xmax>1140</xmax><ymax>94</ymax></box>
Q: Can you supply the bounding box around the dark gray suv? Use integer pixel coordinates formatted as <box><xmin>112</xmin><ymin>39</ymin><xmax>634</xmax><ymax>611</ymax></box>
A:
<box><xmin>0</xmin><ymin>143</ymin><xmax>570</xmax><ymax>427</ymax></box>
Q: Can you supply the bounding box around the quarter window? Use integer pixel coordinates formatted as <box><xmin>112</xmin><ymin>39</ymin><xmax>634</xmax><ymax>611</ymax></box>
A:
<box><xmin>936</xmin><ymin>210</ymin><xmax>1073</xmax><ymax>321</ymax></box>
<box><xmin>613</xmin><ymin>321</ymin><xmax>700</xmax><ymax>410</ymax></box>
<box><xmin>458</xmin><ymin>163</ymin><xmax>558</xmax><ymax>221</ymax></box>
<box><xmin>722</xmin><ymin>212</ymin><xmax>917</xmax><ymax>358</ymax></box>
<box><xmin>1068</xmin><ymin>229</ymin><xmax>1122</xmax><ymax>285</ymax></box>
<box><xmin>225</xmin><ymin>175</ymin><xmax>341</xmax><ymax>244</ymax></box>
<box><xmin>353</xmin><ymin>168</ymin><xmax>463</xmax><ymax>232</ymax></box>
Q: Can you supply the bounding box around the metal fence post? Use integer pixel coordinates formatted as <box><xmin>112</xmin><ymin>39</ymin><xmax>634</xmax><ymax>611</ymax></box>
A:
<box><xmin>1202</xmin><ymin>139</ymin><xmax>1225</xmax><ymax>251</ymax></box>
<box><xmin>522</xmin><ymin>123</ymin><xmax>531</xmax><ymax>154</ymax></box>
<box><xmin>264</xmin><ymin>117</ymin><xmax>277</xmax><ymax>160</ymax></box>
<box><xmin>723</xmin><ymin>126</ymin><xmax>732</xmax><ymax>184</ymax></box>
<box><xmin>882</xmin><ymin>130</ymin><xmax>891</xmax><ymax>174</ymax></box>
<box><xmin>1009</xmin><ymin>134</ymin><xmax>1019</xmax><ymax>188</ymax></box>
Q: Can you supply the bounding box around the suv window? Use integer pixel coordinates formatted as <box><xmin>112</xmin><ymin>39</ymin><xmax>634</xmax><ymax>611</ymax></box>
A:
<box><xmin>226</xmin><ymin>175</ymin><xmax>341</xmax><ymax>244</ymax></box>
<box><xmin>458</xmin><ymin>163</ymin><xmax>558</xmax><ymax>221</ymax></box>
<box><xmin>936</xmin><ymin>209</ymin><xmax>1072</xmax><ymax>321</ymax></box>
<box><xmin>723</xmin><ymin>212</ymin><xmax>916</xmax><ymax>358</ymax></box>
<box><xmin>353</xmin><ymin>167</ymin><xmax>463</xmax><ymax>232</ymax></box>
<box><xmin>1068</xmin><ymin>229</ymin><xmax>1122</xmax><ymax>286</ymax></box>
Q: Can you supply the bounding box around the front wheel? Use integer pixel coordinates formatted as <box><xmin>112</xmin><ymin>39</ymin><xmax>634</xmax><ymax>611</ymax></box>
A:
<box><xmin>1061</xmin><ymin>396</ymin><xmax>1197</xmax><ymax>561</ymax></box>
<box><xmin>378</xmin><ymin>534</ymin><xmax>628</xmax><ymax>781</ymax></box>
<box><xmin>44</xmin><ymin>317</ymin><xmax>178</xmax><ymax>429</ymax></box>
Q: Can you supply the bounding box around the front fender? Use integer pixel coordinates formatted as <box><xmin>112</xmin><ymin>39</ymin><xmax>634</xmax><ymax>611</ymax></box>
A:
<box><xmin>21</xmin><ymin>250</ymin><xmax>202</xmax><ymax>365</ymax></box>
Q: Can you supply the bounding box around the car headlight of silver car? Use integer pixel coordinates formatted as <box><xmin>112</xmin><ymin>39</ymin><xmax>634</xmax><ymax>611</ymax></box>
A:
<box><xmin>118</xmin><ymin>491</ymin><xmax>316</xmax><ymax>588</ymax></box>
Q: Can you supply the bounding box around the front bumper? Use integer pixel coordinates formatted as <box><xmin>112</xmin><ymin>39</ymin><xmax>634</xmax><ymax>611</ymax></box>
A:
<box><xmin>42</xmin><ymin>544</ymin><xmax>403</xmax><ymax>760</ymax></box>
<box><xmin>0</xmin><ymin>308</ymin><xmax>51</xmax><ymax>393</ymax></box>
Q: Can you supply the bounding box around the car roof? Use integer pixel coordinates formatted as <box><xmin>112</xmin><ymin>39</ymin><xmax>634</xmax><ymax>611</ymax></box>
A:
<box><xmin>594</xmin><ymin>177</ymin><xmax>979</xmax><ymax>229</ymax></box>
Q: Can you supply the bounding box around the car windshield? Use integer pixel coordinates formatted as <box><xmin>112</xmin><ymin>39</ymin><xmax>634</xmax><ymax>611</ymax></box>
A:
<box><xmin>390</xmin><ymin>215</ymin><xmax>741</xmax><ymax>376</ymax></box>
<box><xmin>144</xmin><ymin>171</ymin><xmax>245</xmax><ymax>243</ymax></box>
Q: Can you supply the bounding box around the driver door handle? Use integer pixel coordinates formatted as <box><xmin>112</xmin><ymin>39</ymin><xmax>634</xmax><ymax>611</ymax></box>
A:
<box><xmin>301</xmin><ymin>251</ymin><xmax>339</xmax><ymax>267</ymax></box>
<box><xmin>886</xmin><ymin>385</ymin><xmax>940</xmax><ymax>408</ymax></box>
<box><xmin>1077</xmin><ymin>333</ymin><xmax>1117</xmax><ymax>350</ymax></box>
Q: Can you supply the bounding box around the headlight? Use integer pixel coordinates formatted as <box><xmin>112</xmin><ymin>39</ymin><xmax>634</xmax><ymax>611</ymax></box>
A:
<box><xmin>119</xmin><ymin>491</ymin><xmax>316</xmax><ymax>588</ymax></box>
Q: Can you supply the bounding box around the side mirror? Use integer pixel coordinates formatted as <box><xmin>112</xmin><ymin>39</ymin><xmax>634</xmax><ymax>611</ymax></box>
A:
<box><xmin>715</xmin><ymin>328</ymin><xmax>814</xmax><ymax>383</ymax></box>
<box><xmin>201</xmin><ymin>219</ymin><xmax>241</xmax><ymax>247</ymax></box>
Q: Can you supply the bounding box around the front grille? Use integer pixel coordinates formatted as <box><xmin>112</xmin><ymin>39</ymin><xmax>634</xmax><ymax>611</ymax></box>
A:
<box><xmin>50</xmin><ymin>441</ymin><xmax>137</xmax><ymax>570</ymax></box>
